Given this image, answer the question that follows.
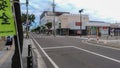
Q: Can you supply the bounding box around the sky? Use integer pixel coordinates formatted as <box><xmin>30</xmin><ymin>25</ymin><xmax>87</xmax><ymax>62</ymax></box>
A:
<box><xmin>20</xmin><ymin>0</ymin><xmax>120</xmax><ymax>27</ymax></box>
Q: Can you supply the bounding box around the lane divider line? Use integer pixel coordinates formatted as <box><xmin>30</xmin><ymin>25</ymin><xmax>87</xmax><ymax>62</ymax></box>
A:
<box><xmin>43</xmin><ymin>46</ymin><xmax>73</xmax><ymax>50</ymax></box>
<box><xmin>82</xmin><ymin>40</ymin><xmax>120</xmax><ymax>51</ymax></box>
<box><xmin>72</xmin><ymin>46</ymin><xmax>120</xmax><ymax>63</ymax></box>
<box><xmin>31</xmin><ymin>34</ymin><xmax>120</xmax><ymax>65</ymax></box>
<box><xmin>31</xmin><ymin>36</ymin><xmax>59</xmax><ymax>68</ymax></box>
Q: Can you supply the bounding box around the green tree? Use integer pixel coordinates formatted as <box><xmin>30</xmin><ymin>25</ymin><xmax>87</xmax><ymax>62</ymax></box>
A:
<box><xmin>35</xmin><ymin>26</ymin><xmax>41</xmax><ymax>33</ymax></box>
<box><xmin>21</xmin><ymin>13</ymin><xmax>35</xmax><ymax>38</ymax></box>
<box><xmin>41</xmin><ymin>25</ymin><xmax>46</xmax><ymax>34</ymax></box>
<box><xmin>45</xmin><ymin>22</ymin><xmax>52</xmax><ymax>29</ymax></box>
<box><xmin>21</xmin><ymin>13</ymin><xmax>35</xmax><ymax>25</ymax></box>
<box><xmin>45</xmin><ymin>22</ymin><xmax>52</xmax><ymax>35</ymax></box>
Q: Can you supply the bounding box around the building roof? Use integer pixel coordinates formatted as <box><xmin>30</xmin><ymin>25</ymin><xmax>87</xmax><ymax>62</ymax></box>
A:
<box><xmin>40</xmin><ymin>11</ymin><xmax>70</xmax><ymax>19</ymax></box>
<box><xmin>85</xmin><ymin>21</ymin><xmax>110</xmax><ymax>27</ymax></box>
<box><xmin>89</xmin><ymin>21</ymin><xmax>107</xmax><ymax>23</ymax></box>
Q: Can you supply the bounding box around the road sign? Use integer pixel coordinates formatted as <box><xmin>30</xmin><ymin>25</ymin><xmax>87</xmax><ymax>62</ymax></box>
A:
<box><xmin>0</xmin><ymin>0</ymin><xmax>16</xmax><ymax>36</ymax></box>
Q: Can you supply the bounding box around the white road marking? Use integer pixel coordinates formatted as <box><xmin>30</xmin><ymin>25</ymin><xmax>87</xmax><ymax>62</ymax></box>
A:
<box><xmin>32</xmin><ymin>36</ymin><xmax>59</xmax><ymax>68</ymax></box>
<box><xmin>72</xmin><ymin>46</ymin><xmax>120</xmax><ymax>63</ymax></box>
<box><xmin>31</xmin><ymin>35</ymin><xmax>120</xmax><ymax>65</ymax></box>
<box><xmin>39</xmin><ymin>44</ymin><xmax>120</xmax><ymax>64</ymax></box>
<box><xmin>82</xmin><ymin>40</ymin><xmax>120</xmax><ymax>51</ymax></box>
<box><xmin>43</xmin><ymin>46</ymin><xmax>73</xmax><ymax>50</ymax></box>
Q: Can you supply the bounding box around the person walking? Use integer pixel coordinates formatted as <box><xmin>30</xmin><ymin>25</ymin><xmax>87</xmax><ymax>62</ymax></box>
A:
<box><xmin>5</xmin><ymin>36</ymin><xmax>13</xmax><ymax>50</ymax></box>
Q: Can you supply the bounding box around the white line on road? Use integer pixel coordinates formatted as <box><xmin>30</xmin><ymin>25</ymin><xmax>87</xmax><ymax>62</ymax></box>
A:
<box><xmin>43</xmin><ymin>46</ymin><xmax>73</xmax><ymax>50</ymax></box>
<box><xmin>31</xmin><ymin>35</ymin><xmax>120</xmax><ymax>65</ymax></box>
<box><xmin>72</xmin><ymin>46</ymin><xmax>120</xmax><ymax>63</ymax></box>
<box><xmin>41</xmin><ymin>45</ymin><xmax>120</xmax><ymax>64</ymax></box>
<box><xmin>82</xmin><ymin>40</ymin><xmax>120</xmax><ymax>51</ymax></box>
<box><xmin>31</xmin><ymin>36</ymin><xmax>59</xmax><ymax>68</ymax></box>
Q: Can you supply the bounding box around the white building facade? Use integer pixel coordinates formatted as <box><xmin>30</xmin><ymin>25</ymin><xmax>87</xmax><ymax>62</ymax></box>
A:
<box><xmin>40</xmin><ymin>11</ymin><xmax>111</xmax><ymax>36</ymax></box>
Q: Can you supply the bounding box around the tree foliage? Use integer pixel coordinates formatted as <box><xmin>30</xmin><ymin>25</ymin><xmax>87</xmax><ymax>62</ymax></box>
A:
<box><xmin>45</xmin><ymin>22</ymin><xmax>52</xmax><ymax>29</ymax></box>
<box><xmin>41</xmin><ymin>25</ymin><xmax>46</xmax><ymax>30</ymax></box>
<box><xmin>21</xmin><ymin>13</ymin><xmax>35</xmax><ymax>25</ymax></box>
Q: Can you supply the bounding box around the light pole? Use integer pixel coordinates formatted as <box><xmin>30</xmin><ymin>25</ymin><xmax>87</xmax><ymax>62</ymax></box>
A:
<box><xmin>26</xmin><ymin>0</ymin><xmax>29</xmax><ymax>38</ymax></box>
<box><xmin>52</xmin><ymin>0</ymin><xmax>56</xmax><ymax>37</ymax></box>
<box><xmin>79</xmin><ymin>9</ymin><xmax>84</xmax><ymax>37</ymax></box>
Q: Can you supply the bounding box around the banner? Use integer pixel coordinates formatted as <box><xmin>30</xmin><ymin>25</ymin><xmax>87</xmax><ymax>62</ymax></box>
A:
<box><xmin>0</xmin><ymin>0</ymin><xmax>16</xmax><ymax>36</ymax></box>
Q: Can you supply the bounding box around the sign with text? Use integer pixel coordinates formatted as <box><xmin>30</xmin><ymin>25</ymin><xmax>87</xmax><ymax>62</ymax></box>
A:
<box><xmin>0</xmin><ymin>0</ymin><xmax>16</xmax><ymax>36</ymax></box>
<box><xmin>75</xmin><ymin>22</ymin><xmax>81</xmax><ymax>26</ymax></box>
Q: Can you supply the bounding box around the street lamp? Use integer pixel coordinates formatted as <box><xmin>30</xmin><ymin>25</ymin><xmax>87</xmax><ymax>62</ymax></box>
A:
<box><xmin>52</xmin><ymin>0</ymin><xmax>56</xmax><ymax>37</ymax></box>
<box><xmin>79</xmin><ymin>9</ymin><xmax>84</xmax><ymax>37</ymax></box>
<box><xmin>26</xmin><ymin>0</ymin><xmax>29</xmax><ymax>38</ymax></box>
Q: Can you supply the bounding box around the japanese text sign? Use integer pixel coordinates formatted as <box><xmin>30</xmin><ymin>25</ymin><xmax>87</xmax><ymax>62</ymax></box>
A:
<box><xmin>0</xmin><ymin>0</ymin><xmax>16</xmax><ymax>36</ymax></box>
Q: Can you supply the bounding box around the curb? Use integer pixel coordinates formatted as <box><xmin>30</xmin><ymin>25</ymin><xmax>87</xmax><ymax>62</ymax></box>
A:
<box><xmin>29</xmin><ymin>39</ymin><xmax>47</xmax><ymax>68</ymax></box>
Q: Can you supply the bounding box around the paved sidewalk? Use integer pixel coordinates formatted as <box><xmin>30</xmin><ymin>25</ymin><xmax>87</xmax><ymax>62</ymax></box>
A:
<box><xmin>0</xmin><ymin>39</ymin><xmax>5</xmax><ymax>51</ymax></box>
<box><xmin>0</xmin><ymin>38</ymin><xmax>38</xmax><ymax>68</ymax></box>
<box><xmin>0</xmin><ymin>45</ymin><xmax>15</xmax><ymax>68</ymax></box>
<box><xmin>23</xmin><ymin>38</ymin><xmax>47</xmax><ymax>68</ymax></box>
<box><xmin>22</xmin><ymin>38</ymin><xmax>38</xmax><ymax>68</ymax></box>
<box><xmin>86</xmin><ymin>35</ymin><xmax>120</xmax><ymax>49</ymax></box>
<box><xmin>0</xmin><ymin>37</ymin><xmax>14</xmax><ymax>68</ymax></box>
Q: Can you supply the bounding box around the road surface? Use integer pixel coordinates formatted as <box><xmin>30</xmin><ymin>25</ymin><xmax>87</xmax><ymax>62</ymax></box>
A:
<box><xmin>31</xmin><ymin>33</ymin><xmax>120</xmax><ymax>68</ymax></box>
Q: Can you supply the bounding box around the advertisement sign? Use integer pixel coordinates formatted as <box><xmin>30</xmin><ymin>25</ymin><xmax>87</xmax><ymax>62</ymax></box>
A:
<box><xmin>75</xmin><ymin>22</ymin><xmax>81</xmax><ymax>26</ymax></box>
<box><xmin>0</xmin><ymin>0</ymin><xmax>16</xmax><ymax>36</ymax></box>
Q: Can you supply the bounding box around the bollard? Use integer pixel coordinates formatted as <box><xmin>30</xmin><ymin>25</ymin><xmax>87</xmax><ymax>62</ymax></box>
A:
<box><xmin>27</xmin><ymin>44</ymin><xmax>33</xmax><ymax>68</ymax></box>
<box><xmin>27</xmin><ymin>56</ymin><xmax>33</xmax><ymax>68</ymax></box>
<box><xmin>28</xmin><ymin>45</ymin><xmax>31</xmax><ymax>56</ymax></box>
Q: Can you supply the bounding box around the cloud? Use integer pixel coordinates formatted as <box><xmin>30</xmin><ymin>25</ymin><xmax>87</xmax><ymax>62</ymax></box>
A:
<box><xmin>20</xmin><ymin>0</ymin><xmax>120</xmax><ymax>24</ymax></box>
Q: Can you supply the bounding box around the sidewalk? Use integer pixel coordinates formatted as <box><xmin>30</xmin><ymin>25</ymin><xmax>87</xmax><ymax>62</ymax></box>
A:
<box><xmin>0</xmin><ymin>38</ymin><xmax>38</xmax><ymax>68</ymax></box>
<box><xmin>0</xmin><ymin>38</ymin><xmax>5</xmax><ymax>51</ymax></box>
<box><xmin>22</xmin><ymin>38</ymin><xmax>38</xmax><ymax>68</ymax></box>
<box><xmin>86</xmin><ymin>35</ymin><xmax>120</xmax><ymax>49</ymax></box>
<box><xmin>0</xmin><ymin>44</ymin><xmax>14</xmax><ymax>68</ymax></box>
<box><xmin>0</xmin><ymin>38</ymin><xmax>14</xmax><ymax>68</ymax></box>
<box><xmin>23</xmin><ymin>38</ymin><xmax>47</xmax><ymax>68</ymax></box>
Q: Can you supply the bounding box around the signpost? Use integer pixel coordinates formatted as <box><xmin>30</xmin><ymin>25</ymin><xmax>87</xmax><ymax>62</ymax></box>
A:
<box><xmin>0</xmin><ymin>0</ymin><xmax>16</xmax><ymax>36</ymax></box>
<box><xmin>1</xmin><ymin>0</ymin><xmax>23</xmax><ymax>68</ymax></box>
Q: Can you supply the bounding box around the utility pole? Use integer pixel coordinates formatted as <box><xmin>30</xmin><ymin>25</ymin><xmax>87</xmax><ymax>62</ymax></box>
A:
<box><xmin>26</xmin><ymin>0</ymin><xmax>29</xmax><ymax>38</ymax></box>
<box><xmin>52</xmin><ymin>0</ymin><xmax>56</xmax><ymax>37</ymax></box>
<box><xmin>79</xmin><ymin>9</ymin><xmax>84</xmax><ymax>37</ymax></box>
<box><xmin>12</xmin><ymin>0</ymin><xmax>23</xmax><ymax>68</ymax></box>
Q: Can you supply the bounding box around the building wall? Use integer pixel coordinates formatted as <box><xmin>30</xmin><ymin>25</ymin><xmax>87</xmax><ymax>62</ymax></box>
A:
<box><xmin>40</xmin><ymin>11</ymin><xmax>113</xmax><ymax>36</ymax></box>
<box><xmin>86</xmin><ymin>21</ymin><xmax>110</xmax><ymax>35</ymax></box>
<box><xmin>59</xmin><ymin>14</ymin><xmax>89</xmax><ymax>29</ymax></box>
<box><xmin>110</xmin><ymin>23</ymin><xmax>120</xmax><ymax>36</ymax></box>
<box><xmin>59</xmin><ymin>14</ymin><xmax>69</xmax><ymax>28</ymax></box>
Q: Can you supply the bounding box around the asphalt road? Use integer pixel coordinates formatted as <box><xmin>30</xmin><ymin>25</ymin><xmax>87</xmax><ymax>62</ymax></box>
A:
<box><xmin>32</xmin><ymin>33</ymin><xmax>120</xmax><ymax>68</ymax></box>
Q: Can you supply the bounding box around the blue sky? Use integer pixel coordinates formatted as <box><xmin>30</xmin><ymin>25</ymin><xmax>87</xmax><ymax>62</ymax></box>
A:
<box><xmin>20</xmin><ymin>0</ymin><xmax>120</xmax><ymax>27</ymax></box>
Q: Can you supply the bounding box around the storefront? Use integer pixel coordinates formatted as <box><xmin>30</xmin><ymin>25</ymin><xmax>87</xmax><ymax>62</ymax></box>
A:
<box><xmin>110</xmin><ymin>28</ymin><xmax>120</xmax><ymax>36</ymax></box>
<box><xmin>57</xmin><ymin>28</ymin><xmax>70</xmax><ymax>36</ymax></box>
<box><xmin>86</xmin><ymin>26</ymin><xmax>109</xmax><ymax>35</ymax></box>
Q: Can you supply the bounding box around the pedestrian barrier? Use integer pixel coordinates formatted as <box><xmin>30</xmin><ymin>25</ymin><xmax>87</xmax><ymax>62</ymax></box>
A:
<box><xmin>27</xmin><ymin>44</ymin><xmax>33</xmax><ymax>68</ymax></box>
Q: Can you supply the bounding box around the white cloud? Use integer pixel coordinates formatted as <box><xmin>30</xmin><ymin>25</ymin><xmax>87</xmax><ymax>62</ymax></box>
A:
<box><xmin>20</xmin><ymin>0</ymin><xmax>120</xmax><ymax>23</ymax></box>
<box><xmin>54</xmin><ymin>0</ymin><xmax>120</xmax><ymax>22</ymax></box>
